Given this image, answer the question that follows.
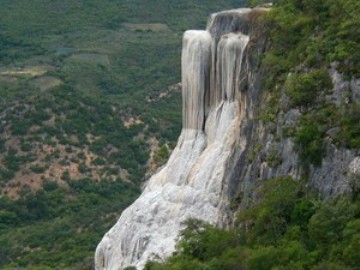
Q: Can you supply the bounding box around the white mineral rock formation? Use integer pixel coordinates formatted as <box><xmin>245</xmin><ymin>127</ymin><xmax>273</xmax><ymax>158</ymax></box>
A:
<box><xmin>95</xmin><ymin>8</ymin><xmax>251</xmax><ymax>270</ymax></box>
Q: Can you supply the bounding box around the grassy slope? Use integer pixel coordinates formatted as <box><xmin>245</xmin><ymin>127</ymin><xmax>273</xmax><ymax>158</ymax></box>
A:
<box><xmin>0</xmin><ymin>0</ymin><xmax>244</xmax><ymax>269</ymax></box>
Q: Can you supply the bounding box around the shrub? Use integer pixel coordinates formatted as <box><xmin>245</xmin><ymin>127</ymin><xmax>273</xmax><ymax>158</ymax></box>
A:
<box><xmin>294</xmin><ymin>120</ymin><xmax>324</xmax><ymax>166</ymax></box>
<box><xmin>286</xmin><ymin>69</ymin><xmax>332</xmax><ymax>108</ymax></box>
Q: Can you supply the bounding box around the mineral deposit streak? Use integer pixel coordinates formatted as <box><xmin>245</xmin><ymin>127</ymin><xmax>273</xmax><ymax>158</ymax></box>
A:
<box><xmin>95</xmin><ymin>8</ymin><xmax>251</xmax><ymax>270</ymax></box>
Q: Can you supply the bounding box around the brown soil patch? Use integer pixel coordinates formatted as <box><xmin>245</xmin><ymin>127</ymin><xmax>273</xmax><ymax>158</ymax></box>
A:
<box><xmin>0</xmin><ymin>66</ymin><xmax>52</xmax><ymax>78</ymax></box>
<box><xmin>30</xmin><ymin>76</ymin><xmax>63</xmax><ymax>91</ymax></box>
<box><xmin>122</xmin><ymin>116</ymin><xmax>144</xmax><ymax>128</ymax></box>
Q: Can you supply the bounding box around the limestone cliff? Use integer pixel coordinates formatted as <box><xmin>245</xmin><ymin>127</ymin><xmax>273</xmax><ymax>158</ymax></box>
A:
<box><xmin>95</xmin><ymin>7</ymin><xmax>359</xmax><ymax>270</ymax></box>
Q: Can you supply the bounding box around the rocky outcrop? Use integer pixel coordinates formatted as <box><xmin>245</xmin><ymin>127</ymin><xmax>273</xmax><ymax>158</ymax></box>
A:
<box><xmin>95</xmin><ymin>8</ymin><xmax>258</xmax><ymax>270</ymax></box>
<box><xmin>95</xmin><ymin>7</ymin><xmax>359</xmax><ymax>270</ymax></box>
<box><xmin>227</xmin><ymin>56</ymin><xmax>360</xmax><ymax>212</ymax></box>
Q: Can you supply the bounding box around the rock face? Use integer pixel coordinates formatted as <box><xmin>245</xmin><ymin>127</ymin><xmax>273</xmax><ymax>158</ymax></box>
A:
<box><xmin>95</xmin><ymin>8</ymin><xmax>254</xmax><ymax>270</ymax></box>
<box><xmin>95</xmin><ymin>7</ymin><xmax>359</xmax><ymax>270</ymax></box>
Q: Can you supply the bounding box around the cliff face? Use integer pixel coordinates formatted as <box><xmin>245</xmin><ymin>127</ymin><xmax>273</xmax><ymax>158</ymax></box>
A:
<box><xmin>232</xmin><ymin>33</ymin><xmax>360</xmax><ymax>203</ymax></box>
<box><xmin>95</xmin><ymin>7</ymin><xmax>359</xmax><ymax>270</ymax></box>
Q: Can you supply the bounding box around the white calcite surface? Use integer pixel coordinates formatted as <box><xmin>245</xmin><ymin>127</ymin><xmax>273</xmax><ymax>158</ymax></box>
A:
<box><xmin>95</xmin><ymin>8</ymin><xmax>251</xmax><ymax>270</ymax></box>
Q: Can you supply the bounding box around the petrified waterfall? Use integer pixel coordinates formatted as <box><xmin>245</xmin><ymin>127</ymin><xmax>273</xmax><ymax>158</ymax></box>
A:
<box><xmin>96</xmin><ymin>8</ymin><xmax>252</xmax><ymax>270</ymax></box>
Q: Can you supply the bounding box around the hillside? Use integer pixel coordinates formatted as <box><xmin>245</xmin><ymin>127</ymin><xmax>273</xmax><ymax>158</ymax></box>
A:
<box><xmin>139</xmin><ymin>0</ymin><xmax>360</xmax><ymax>269</ymax></box>
<box><xmin>0</xmin><ymin>1</ymin><xmax>245</xmax><ymax>269</ymax></box>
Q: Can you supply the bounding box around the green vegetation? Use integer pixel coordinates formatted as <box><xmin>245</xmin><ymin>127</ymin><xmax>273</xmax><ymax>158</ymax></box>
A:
<box><xmin>145</xmin><ymin>177</ymin><xmax>360</xmax><ymax>270</ymax></box>
<box><xmin>285</xmin><ymin>69</ymin><xmax>332</xmax><ymax>108</ymax></box>
<box><xmin>0</xmin><ymin>178</ymin><xmax>140</xmax><ymax>269</ymax></box>
<box><xmin>154</xmin><ymin>144</ymin><xmax>170</xmax><ymax>165</ymax></box>
<box><xmin>254</xmin><ymin>0</ymin><xmax>359</xmax><ymax>167</ymax></box>
<box><xmin>0</xmin><ymin>0</ymin><xmax>244</xmax><ymax>185</ymax></box>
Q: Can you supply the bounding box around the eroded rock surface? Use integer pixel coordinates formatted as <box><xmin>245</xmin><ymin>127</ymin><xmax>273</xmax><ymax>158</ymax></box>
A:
<box><xmin>95</xmin><ymin>7</ymin><xmax>359</xmax><ymax>270</ymax></box>
<box><xmin>95</xmin><ymin>8</ymin><xmax>254</xmax><ymax>270</ymax></box>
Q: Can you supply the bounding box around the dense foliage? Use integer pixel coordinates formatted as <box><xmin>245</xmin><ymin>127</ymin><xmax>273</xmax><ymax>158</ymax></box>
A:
<box><xmin>0</xmin><ymin>179</ymin><xmax>140</xmax><ymax>269</ymax></box>
<box><xmin>256</xmin><ymin>0</ymin><xmax>359</xmax><ymax>167</ymax></box>
<box><xmin>145</xmin><ymin>177</ymin><xmax>360</xmax><ymax>270</ymax></box>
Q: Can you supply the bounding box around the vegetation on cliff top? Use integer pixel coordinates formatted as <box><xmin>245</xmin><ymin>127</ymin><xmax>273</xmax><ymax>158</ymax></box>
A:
<box><xmin>255</xmin><ymin>0</ymin><xmax>360</xmax><ymax>169</ymax></box>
